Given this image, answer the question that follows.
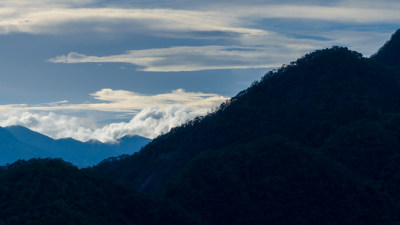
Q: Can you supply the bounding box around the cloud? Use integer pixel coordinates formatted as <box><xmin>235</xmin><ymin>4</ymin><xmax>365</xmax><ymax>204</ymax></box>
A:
<box><xmin>0</xmin><ymin>88</ymin><xmax>228</xmax><ymax>142</ymax></box>
<box><xmin>0</xmin><ymin>7</ymin><xmax>260</xmax><ymax>35</ymax></box>
<box><xmin>91</xmin><ymin>105</ymin><xmax>208</xmax><ymax>141</ymax></box>
<box><xmin>0</xmin><ymin>105</ymin><xmax>207</xmax><ymax>142</ymax></box>
<box><xmin>48</xmin><ymin>43</ymin><xmax>318</xmax><ymax>72</ymax></box>
<box><xmin>2</xmin><ymin>88</ymin><xmax>228</xmax><ymax>113</ymax></box>
<box><xmin>37</xmin><ymin>2</ymin><xmax>398</xmax><ymax>72</ymax></box>
<box><xmin>3</xmin><ymin>1</ymin><xmax>398</xmax><ymax>72</ymax></box>
<box><xmin>225</xmin><ymin>5</ymin><xmax>400</xmax><ymax>23</ymax></box>
<box><xmin>0</xmin><ymin>110</ymin><xmax>96</xmax><ymax>140</ymax></box>
<box><xmin>0</xmin><ymin>3</ymin><xmax>399</xmax><ymax>35</ymax></box>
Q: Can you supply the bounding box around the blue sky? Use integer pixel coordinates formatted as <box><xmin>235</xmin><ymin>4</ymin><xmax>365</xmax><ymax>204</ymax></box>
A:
<box><xmin>0</xmin><ymin>0</ymin><xmax>399</xmax><ymax>142</ymax></box>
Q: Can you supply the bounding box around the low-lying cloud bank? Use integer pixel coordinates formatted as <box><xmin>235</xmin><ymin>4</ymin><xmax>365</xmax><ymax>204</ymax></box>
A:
<box><xmin>0</xmin><ymin>88</ymin><xmax>228</xmax><ymax>142</ymax></box>
<box><xmin>0</xmin><ymin>105</ymin><xmax>211</xmax><ymax>143</ymax></box>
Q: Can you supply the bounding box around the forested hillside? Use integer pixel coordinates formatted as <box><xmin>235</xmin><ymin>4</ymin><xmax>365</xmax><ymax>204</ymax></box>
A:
<box><xmin>0</xmin><ymin>158</ymin><xmax>193</xmax><ymax>225</ymax></box>
<box><xmin>93</xmin><ymin>30</ymin><xmax>400</xmax><ymax>224</ymax></box>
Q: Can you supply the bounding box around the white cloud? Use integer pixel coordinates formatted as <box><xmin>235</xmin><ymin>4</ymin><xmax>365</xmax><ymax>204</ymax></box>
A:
<box><xmin>0</xmin><ymin>7</ymin><xmax>259</xmax><ymax>35</ymax></box>
<box><xmin>2</xmin><ymin>1</ymin><xmax>398</xmax><ymax>72</ymax></box>
<box><xmin>91</xmin><ymin>105</ymin><xmax>207</xmax><ymax>141</ymax></box>
<box><xmin>48</xmin><ymin>44</ymin><xmax>318</xmax><ymax>72</ymax></box>
<box><xmin>0</xmin><ymin>0</ymin><xmax>99</xmax><ymax>9</ymax></box>
<box><xmin>0</xmin><ymin>88</ymin><xmax>228</xmax><ymax>142</ymax></box>
<box><xmin>0</xmin><ymin>3</ymin><xmax>399</xmax><ymax>35</ymax></box>
<box><xmin>3</xmin><ymin>88</ymin><xmax>228</xmax><ymax>113</ymax></box>
<box><xmin>0</xmin><ymin>105</ymin><xmax>207</xmax><ymax>142</ymax></box>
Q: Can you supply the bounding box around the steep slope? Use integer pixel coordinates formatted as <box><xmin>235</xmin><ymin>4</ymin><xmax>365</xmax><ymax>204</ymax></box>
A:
<box><xmin>4</xmin><ymin>126</ymin><xmax>151</xmax><ymax>167</ymax></box>
<box><xmin>371</xmin><ymin>29</ymin><xmax>400</xmax><ymax>67</ymax></box>
<box><xmin>162</xmin><ymin>137</ymin><xmax>394</xmax><ymax>225</ymax></box>
<box><xmin>95</xmin><ymin>46</ymin><xmax>400</xmax><ymax>192</ymax></box>
<box><xmin>93</xmin><ymin>40</ymin><xmax>400</xmax><ymax>224</ymax></box>
<box><xmin>0</xmin><ymin>158</ymin><xmax>193</xmax><ymax>225</ymax></box>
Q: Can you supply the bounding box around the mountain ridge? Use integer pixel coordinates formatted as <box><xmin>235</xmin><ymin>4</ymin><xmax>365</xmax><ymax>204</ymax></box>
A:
<box><xmin>92</xmin><ymin>30</ymin><xmax>400</xmax><ymax>224</ymax></box>
<box><xmin>0</xmin><ymin>158</ymin><xmax>193</xmax><ymax>225</ymax></box>
<box><xmin>1</xmin><ymin>125</ymin><xmax>151</xmax><ymax>167</ymax></box>
<box><xmin>371</xmin><ymin>29</ymin><xmax>400</xmax><ymax>67</ymax></box>
<box><xmin>95</xmin><ymin>45</ymin><xmax>400</xmax><ymax>192</ymax></box>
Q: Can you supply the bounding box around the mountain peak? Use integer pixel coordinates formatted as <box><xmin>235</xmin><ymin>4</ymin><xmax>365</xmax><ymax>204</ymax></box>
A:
<box><xmin>371</xmin><ymin>28</ymin><xmax>400</xmax><ymax>67</ymax></box>
<box><xmin>258</xmin><ymin>46</ymin><xmax>364</xmax><ymax>84</ymax></box>
<box><xmin>298</xmin><ymin>46</ymin><xmax>362</xmax><ymax>64</ymax></box>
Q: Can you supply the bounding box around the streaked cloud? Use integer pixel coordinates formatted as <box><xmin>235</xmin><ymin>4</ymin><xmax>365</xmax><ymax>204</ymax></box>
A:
<box><xmin>48</xmin><ymin>45</ymin><xmax>311</xmax><ymax>72</ymax></box>
<box><xmin>0</xmin><ymin>88</ymin><xmax>228</xmax><ymax>113</ymax></box>
<box><xmin>2</xmin><ymin>1</ymin><xmax>398</xmax><ymax>72</ymax></box>
<box><xmin>0</xmin><ymin>7</ymin><xmax>259</xmax><ymax>35</ymax></box>
<box><xmin>0</xmin><ymin>4</ymin><xmax>399</xmax><ymax>35</ymax></box>
<box><xmin>226</xmin><ymin>5</ymin><xmax>400</xmax><ymax>23</ymax></box>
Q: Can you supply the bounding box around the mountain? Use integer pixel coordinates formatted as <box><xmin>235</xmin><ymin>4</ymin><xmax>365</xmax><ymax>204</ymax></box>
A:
<box><xmin>2</xmin><ymin>126</ymin><xmax>151</xmax><ymax>167</ymax></box>
<box><xmin>95</xmin><ymin>46</ymin><xmax>400</xmax><ymax>192</ymax></box>
<box><xmin>92</xmin><ymin>30</ymin><xmax>400</xmax><ymax>224</ymax></box>
<box><xmin>371</xmin><ymin>29</ymin><xmax>400</xmax><ymax>67</ymax></box>
<box><xmin>0</xmin><ymin>158</ymin><xmax>193</xmax><ymax>225</ymax></box>
<box><xmin>0</xmin><ymin>127</ymin><xmax>46</xmax><ymax>164</ymax></box>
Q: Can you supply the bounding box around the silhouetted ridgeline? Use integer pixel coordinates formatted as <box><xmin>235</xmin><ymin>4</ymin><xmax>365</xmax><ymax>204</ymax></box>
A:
<box><xmin>0</xmin><ymin>158</ymin><xmax>194</xmax><ymax>225</ymax></box>
<box><xmin>1</xmin><ymin>29</ymin><xmax>400</xmax><ymax>224</ymax></box>
<box><xmin>93</xmin><ymin>30</ymin><xmax>400</xmax><ymax>225</ymax></box>
<box><xmin>0</xmin><ymin>125</ymin><xmax>150</xmax><ymax>167</ymax></box>
<box><xmin>372</xmin><ymin>29</ymin><xmax>400</xmax><ymax>67</ymax></box>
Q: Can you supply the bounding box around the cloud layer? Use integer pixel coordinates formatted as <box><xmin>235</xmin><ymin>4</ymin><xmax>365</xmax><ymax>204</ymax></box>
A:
<box><xmin>1</xmin><ymin>4</ymin><xmax>400</xmax><ymax>35</ymax></box>
<box><xmin>0</xmin><ymin>88</ymin><xmax>228</xmax><ymax>142</ymax></box>
<box><xmin>0</xmin><ymin>105</ymin><xmax>208</xmax><ymax>142</ymax></box>
<box><xmin>1</xmin><ymin>1</ymin><xmax>397</xmax><ymax>72</ymax></box>
<box><xmin>2</xmin><ymin>88</ymin><xmax>228</xmax><ymax>113</ymax></box>
<box><xmin>48</xmin><ymin>45</ymin><xmax>305</xmax><ymax>72</ymax></box>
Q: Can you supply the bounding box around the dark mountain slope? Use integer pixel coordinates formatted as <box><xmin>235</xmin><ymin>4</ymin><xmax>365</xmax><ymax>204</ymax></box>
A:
<box><xmin>371</xmin><ymin>29</ymin><xmax>400</xmax><ymax>67</ymax></box>
<box><xmin>95</xmin><ymin>46</ymin><xmax>400</xmax><ymax>193</ymax></box>
<box><xmin>4</xmin><ymin>126</ymin><xmax>151</xmax><ymax>167</ymax></box>
<box><xmin>93</xmin><ymin>40</ymin><xmax>400</xmax><ymax>224</ymax></box>
<box><xmin>162</xmin><ymin>137</ymin><xmax>394</xmax><ymax>225</ymax></box>
<box><xmin>0</xmin><ymin>158</ymin><xmax>193</xmax><ymax>225</ymax></box>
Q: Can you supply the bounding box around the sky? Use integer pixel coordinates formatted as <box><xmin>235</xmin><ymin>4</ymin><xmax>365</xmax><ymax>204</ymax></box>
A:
<box><xmin>0</xmin><ymin>0</ymin><xmax>399</xmax><ymax>142</ymax></box>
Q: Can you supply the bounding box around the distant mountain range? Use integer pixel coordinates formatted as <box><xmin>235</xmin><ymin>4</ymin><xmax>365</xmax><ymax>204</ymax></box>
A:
<box><xmin>1</xmin><ymin>29</ymin><xmax>400</xmax><ymax>224</ymax></box>
<box><xmin>0</xmin><ymin>125</ymin><xmax>151</xmax><ymax>167</ymax></box>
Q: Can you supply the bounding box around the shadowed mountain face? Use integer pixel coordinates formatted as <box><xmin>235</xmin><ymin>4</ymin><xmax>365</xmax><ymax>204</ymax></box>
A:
<box><xmin>92</xmin><ymin>31</ymin><xmax>400</xmax><ymax>224</ymax></box>
<box><xmin>95</xmin><ymin>46</ymin><xmax>400</xmax><ymax>192</ymax></box>
<box><xmin>2</xmin><ymin>29</ymin><xmax>400</xmax><ymax>225</ymax></box>
<box><xmin>1</xmin><ymin>126</ymin><xmax>151</xmax><ymax>167</ymax></box>
<box><xmin>0</xmin><ymin>159</ymin><xmax>193</xmax><ymax>225</ymax></box>
<box><xmin>371</xmin><ymin>29</ymin><xmax>400</xmax><ymax>67</ymax></box>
